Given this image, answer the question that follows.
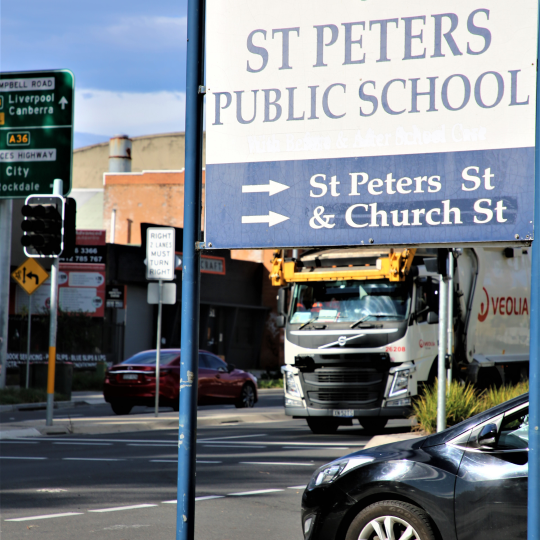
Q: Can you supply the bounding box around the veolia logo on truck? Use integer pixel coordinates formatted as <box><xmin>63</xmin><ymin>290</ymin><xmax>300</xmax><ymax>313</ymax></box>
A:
<box><xmin>477</xmin><ymin>287</ymin><xmax>529</xmax><ymax>323</ymax></box>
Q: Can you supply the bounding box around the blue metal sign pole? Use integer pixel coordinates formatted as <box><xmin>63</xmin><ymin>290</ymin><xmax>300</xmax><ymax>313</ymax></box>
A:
<box><xmin>176</xmin><ymin>0</ymin><xmax>205</xmax><ymax>536</ymax></box>
<box><xmin>529</xmin><ymin>6</ymin><xmax>540</xmax><ymax>540</ymax></box>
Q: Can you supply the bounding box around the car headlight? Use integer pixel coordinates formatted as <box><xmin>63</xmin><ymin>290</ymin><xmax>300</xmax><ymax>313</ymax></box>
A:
<box><xmin>390</xmin><ymin>369</ymin><xmax>410</xmax><ymax>396</ymax></box>
<box><xmin>308</xmin><ymin>457</ymin><xmax>374</xmax><ymax>489</ymax></box>
<box><xmin>285</xmin><ymin>371</ymin><xmax>300</xmax><ymax>398</ymax></box>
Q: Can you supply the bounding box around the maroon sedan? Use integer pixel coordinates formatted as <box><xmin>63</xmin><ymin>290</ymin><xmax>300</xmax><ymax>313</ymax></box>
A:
<box><xmin>103</xmin><ymin>349</ymin><xmax>258</xmax><ymax>415</ymax></box>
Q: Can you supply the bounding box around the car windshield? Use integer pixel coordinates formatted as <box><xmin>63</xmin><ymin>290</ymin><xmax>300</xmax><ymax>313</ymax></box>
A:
<box><xmin>289</xmin><ymin>279</ymin><xmax>411</xmax><ymax>324</ymax></box>
<box><xmin>123</xmin><ymin>351</ymin><xmax>179</xmax><ymax>366</ymax></box>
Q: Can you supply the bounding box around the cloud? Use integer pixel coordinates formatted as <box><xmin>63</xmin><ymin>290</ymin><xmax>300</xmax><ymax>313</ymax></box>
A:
<box><xmin>100</xmin><ymin>16</ymin><xmax>187</xmax><ymax>51</ymax></box>
<box><xmin>74</xmin><ymin>88</ymin><xmax>186</xmax><ymax>137</ymax></box>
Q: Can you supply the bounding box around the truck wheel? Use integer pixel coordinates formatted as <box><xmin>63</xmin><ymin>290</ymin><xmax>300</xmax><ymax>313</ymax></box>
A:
<box><xmin>306</xmin><ymin>418</ymin><xmax>339</xmax><ymax>434</ymax></box>
<box><xmin>359</xmin><ymin>418</ymin><xmax>388</xmax><ymax>432</ymax></box>
<box><xmin>110</xmin><ymin>402</ymin><xmax>132</xmax><ymax>415</ymax></box>
<box><xmin>345</xmin><ymin>500</ymin><xmax>435</xmax><ymax>540</ymax></box>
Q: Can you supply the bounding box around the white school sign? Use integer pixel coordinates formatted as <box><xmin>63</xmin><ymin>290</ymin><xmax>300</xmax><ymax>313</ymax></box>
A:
<box><xmin>205</xmin><ymin>0</ymin><xmax>538</xmax><ymax>249</ymax></box>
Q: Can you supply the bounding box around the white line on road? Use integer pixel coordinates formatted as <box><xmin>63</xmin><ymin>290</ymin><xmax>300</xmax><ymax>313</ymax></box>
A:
<box><xmin>62</xmin><ymin>458</ymin><xmax>125</xmax><ymax>462</ymax></box>
<box><xmin>197</xmin><ymin>434</ymin><xmax>267</xmax><ymax>442</ymax></box>
<box><xmin>150</xmin><ymin>459</ymin><xmax>177</xmax><ymax>463</ymax></box>
<box><xmin>196</xmin><ymin>495</ymin><xmax>225</xmax><ymax>501</ymax></box>
<box><xmin>228</xmin><ymin>489</ymin><xmax>284</xmax><ymax>496</ymax></box>
<box><xmin>1</xmin><ymin>456</ymin><xmax>47</xmax><ymax>460</ymax></box>
<box><xmin>288</xmin><ymin>485</ymin><xmax>307</xmax><ymax>489</ymax></box>
<box><xmin>5</xmin><ymin>512</ymin><xmax>83</xmax><ymax>522</ymax></box>
<box><xmin>0</xmin><ymin>440</ymin><xmax>39</xmax><ymax>444</ymax></box>
<box><xmin>54</xmin><ymin>442</ymin><xmax>113</xmax><ymax>446</ymax></box>
<box><xmin>128</xmin><ymin>443</ymin><xmax>176</xmax><ymax>447</ymax></box>
<box><xmin>196</xmin><ymin>460</ymin><xmax>223</xmax><ymax>463</ymax></box>
<box><xmin>203</xmin><ymin>444</ymin><xmax>267</xmax><ymax>448</ymax></box>
<box><xmin>89</xmin><ymin>504</ymin><xmax>158</xmax><ymax>513</ymax></box>
<box><xmin>240</xmin><ymin>462</ymin><xmax>315</xmax><ymax>466</ymax></box>
<box><xmin>282</xmin><ymin>446</ymin><xmax>350</xmax><ymax>450</ymax></box>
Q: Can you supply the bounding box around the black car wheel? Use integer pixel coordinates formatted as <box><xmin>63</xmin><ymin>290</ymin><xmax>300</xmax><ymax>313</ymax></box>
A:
<box><xmin>235</xmin><ymin>383</ymin><xmax>256</xmax><ymax>408</ymax></box>
<box><xmin>345</xmin><ymin>501</ymin><xmax>435</xmax><ymax>540</ymax></box>
<box><xmin>359</xmin><ymin>417</ymin><xmax>388</xmax><ymax>432</ymax></box>
<box><xmin>306</xmin><ymin>418</ymin><xmax>340</xmax><ymax>434</ymax></box>
<box><xmin>110</xmin><ymin>402</ymin><xmax>133</xmax><ymax>415</ymax></box>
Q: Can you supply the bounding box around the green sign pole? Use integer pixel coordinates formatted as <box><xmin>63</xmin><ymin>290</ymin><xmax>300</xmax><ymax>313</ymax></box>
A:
<box><xmin>0</xmin><ymin>69</ymin><xmax>74</xmax><ymax>198</ymax></box>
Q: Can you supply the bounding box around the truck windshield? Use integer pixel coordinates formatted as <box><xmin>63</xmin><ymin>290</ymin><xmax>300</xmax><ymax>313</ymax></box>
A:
<box><xmin>289</xmin><ymin>279</ymin><xmax>411</xmax><ymax>324</ymax></box>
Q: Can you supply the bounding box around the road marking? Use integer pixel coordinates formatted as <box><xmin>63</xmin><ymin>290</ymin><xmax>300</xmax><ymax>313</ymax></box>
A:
<box><xmin>203</xmin><ymin>444</ymin><xmax>267</xmax><ymax>448</ymax></box>
<box><xmin>195</xmin><ymin>495</ymin><xmax>225</xmax><ymax>501</ymax></box>
<box><xmin>89</xmin><ymin>504</ymin><xmax>158</xmax><ymax>513</ymax></box>
<box><xmin>1</xmin><ymin>456</ymin><xmax>47</xmax><ymax>460</ymax></box>
<box><xmin>240</xmin><ymin>461</ymin><xmax>315</xmax><ymax>466</ymax></box>
<box><xmin>282</xmin><ymin>446</ymin><xmax>350</xmax><ymax>450</ymax></box>
<box><xmin>32</xmin><ymin>437</ymin><xmax>179</xmax><ymax>444</ymax></box>
<box><xmin>150</xmin><ymin>459</ymin><xmax>177</xmax><ymax>463</ymax></box>
<box><xmin>197</xmin><ymin>434</ymin><xmax>267</xmax><ymax>442</ymax></box>
<box><xmin>0</xmin><ymin>440</ymin><xmax>39</xmax><ymax>444</ymax></box>
<box><xmin>128</xmin><ymin>443</ymin><xmax>176</xmax><ymax>447</ymax></box>
<box><xmin>5</xmin><ymin>512</ymin><xmax>83</xmax><ymax>522</ymax></box>
<box><xmin>196</xmin><ymin>460</ymin><xmax>222</xmax><ymax>463</ymax></box>
<box><xmin>288</xmin><ymin>485</ymin><xmax>307</xmax><ymax>489</ymax></box>
<box><xmin>54</xmin><ymin>442</ymin><xmax>113</xmax><ymax>446</ymax></box>
<box><xmin>228</xmin><ymin>489</ymin><xmax>284</xmax><ymax>496</ymax></box>
<box><xmin>62</xmin><ymin>458</ymin><xmax>125</xmax><ymax>462</ymax></box>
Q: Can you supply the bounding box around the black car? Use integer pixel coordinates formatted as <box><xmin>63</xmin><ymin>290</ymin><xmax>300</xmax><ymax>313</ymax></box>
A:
<box><xmin>302</xmin><ymin>393</ymin><xmax>529</xmax><ymax>540</ymax></box>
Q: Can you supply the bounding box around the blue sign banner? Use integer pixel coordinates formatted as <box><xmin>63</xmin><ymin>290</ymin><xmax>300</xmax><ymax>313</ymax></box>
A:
<box><xmin>205</xmin><ymin>147</ymin><xmax>534</xmax><ymax>249</ymax></box>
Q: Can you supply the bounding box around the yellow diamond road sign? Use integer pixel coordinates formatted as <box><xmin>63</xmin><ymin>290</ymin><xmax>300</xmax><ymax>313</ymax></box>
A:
<box><xmin>11</xmin><ymin>258</ymin><xmax>49</xmax><ymax>296</ymax></box>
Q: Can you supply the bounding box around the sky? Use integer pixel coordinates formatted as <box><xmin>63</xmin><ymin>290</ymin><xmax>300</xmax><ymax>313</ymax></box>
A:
<box><xmin>1</xmin><ymin>0</ymin><xmax>189</xmax><ymax>148</ymax></box>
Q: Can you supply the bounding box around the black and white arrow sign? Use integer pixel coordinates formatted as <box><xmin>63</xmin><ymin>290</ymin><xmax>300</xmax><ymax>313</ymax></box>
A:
<box><xmin>242</xmin><ymin>180</ymin><xmax>289</xmax><ymax>196</ymax></box>
<box><xmin>241</xmin><ymin>211</ymin><xmax>290</xmax><ymax>227</ymax></box>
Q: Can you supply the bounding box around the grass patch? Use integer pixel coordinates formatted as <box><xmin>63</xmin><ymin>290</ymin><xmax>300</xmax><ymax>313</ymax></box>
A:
<box><xmin>72</xmin><ymin>371</ymin><xmax>105</xmax><ymax>392</ymax></box>
<box><xmin>0</xmin><ymin>387</ymin><xmax>68</xmax><ymax>405</ymax></box>
<box><xmin>258</xmin><ymin>378</ymin><xmax>283</xmax><ymax>389</ymax></box>
<box><xmin>412</xmin><ymin>379</ymin><xmax>529</xmax><ymax>434</ymax></box>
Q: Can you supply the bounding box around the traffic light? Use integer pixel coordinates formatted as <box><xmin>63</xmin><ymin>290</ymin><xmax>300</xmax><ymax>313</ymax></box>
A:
<box><xmin>21</xmin><ymin>195</ymin><xmax>64</xmax><ymax>258</ymax></box>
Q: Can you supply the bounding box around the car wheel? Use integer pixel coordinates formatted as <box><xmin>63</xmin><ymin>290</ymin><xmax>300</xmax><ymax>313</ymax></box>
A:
<box><xmin>110</xmin><ymin>402</ymin><xmax>132</xmax><ymax>415</ymax></box>
<box><xmin>345</xmin><ymin>501</ymin><xmax>436</xmax><ymax>540</ymax></box>
<box><xmin>359</xmin><ymin>418</ymin><xmax>388</xmax><ymax>432</ymax></box>
<box><xmin>235</xmin><ymin>383</ymin><xmax>256</xmax><ymax>408</ymax></box>
<box><xmin>306</xmin><ymin>418</ymin><xmax>340</xmax><ymax>434</ymax></box>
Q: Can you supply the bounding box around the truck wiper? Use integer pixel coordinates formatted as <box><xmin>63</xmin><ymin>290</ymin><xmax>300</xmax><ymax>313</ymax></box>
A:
<box><xmin>299</xmin><ymin>317</ymin><xmax>318</xmax><ymax>330</ymax></box>
<box><xmin>350</xmin><ymin>313</ymin><xmax>388</xmax><ymax>328</ymax></box>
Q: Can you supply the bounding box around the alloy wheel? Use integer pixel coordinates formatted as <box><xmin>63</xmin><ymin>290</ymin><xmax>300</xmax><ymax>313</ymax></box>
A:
<box><xmin>359</xmin><ymin>515</ymin><xmax>420</xmax><ymax>540</ymax></box>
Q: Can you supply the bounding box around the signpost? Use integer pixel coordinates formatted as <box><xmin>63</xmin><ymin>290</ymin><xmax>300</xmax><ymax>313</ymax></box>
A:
<box><xmin>205</xmin><ymin>1</ymin><xmax>537</xmax><ymax>250</ymax></box>
<box><xmin>0</xmin><ymin>70</ymin><xmax>74</xmax><ymax>198</ymax></box>
<box><xmin>146</xmin><ymin>227</ymin><xmax>176</xmax><ymax>417</ymax></box>
<box><xmin>11</xmin><ymin>258</ymin><xmax>49</xmax><ymax>388</ymax></box>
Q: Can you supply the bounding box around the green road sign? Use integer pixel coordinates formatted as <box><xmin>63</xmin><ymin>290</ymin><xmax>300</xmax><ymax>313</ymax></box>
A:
<box><xmin>0</xmin><ymin>69</ymin><xmax>74</xmax><ymax>199</ymax></box>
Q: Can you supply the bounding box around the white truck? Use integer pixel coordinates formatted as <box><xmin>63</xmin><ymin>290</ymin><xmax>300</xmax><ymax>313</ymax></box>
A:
<box><xmin>272</xmin><ymin>246</ymin><xmax>531</xmax><ymax>434</ymax></box>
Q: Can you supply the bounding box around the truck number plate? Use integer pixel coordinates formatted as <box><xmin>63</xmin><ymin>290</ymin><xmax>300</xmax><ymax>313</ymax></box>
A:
<box><xmin>123</xmin><ymin>374</ymin><xmax>138</xmax><ymax>380</ymax></box>
<box><xmin>333</xmin><ymin>409</ymin><xmax>354</xmax><ymax>417</ymax></box>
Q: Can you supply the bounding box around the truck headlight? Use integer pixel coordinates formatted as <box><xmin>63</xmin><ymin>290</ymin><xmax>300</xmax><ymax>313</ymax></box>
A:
<box><xmin>285</xmin><ymin>371</ymin><xmax>300</xmax><ymax>398</ymax></box>
<box><xmin>308</xmin><ymin>457</ymin><xmax>374</xmax><ymax>489</ymax></box>
<box><xmin>389</xmin><ymin>369</ymin><xmax>410</xmax><ymax>396</ymax></box>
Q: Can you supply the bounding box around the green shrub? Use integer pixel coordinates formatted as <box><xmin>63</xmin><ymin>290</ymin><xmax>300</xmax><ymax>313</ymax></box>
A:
<box><xmin>0</xmin><ymin>387</ymin><xmax>67</xmax><ymax>405</ymax></box>
<box><xmin>258</xmin><ymin>378</ymin><xmax>283</xmax><ymax>389</ymax></box>
<box><xmin>72</xmin><ymin>371</ymin><xmax>105</xmax><ymax>391</ymax></box>
<box><xmin>412</xmin><ymin>379</ymin><xmax>529</xmax><ymax>434</ymax></box>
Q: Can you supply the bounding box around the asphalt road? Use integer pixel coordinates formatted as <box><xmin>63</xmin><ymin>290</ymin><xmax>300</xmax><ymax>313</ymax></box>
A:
<box><xmin>0</xmin><ymin>390</ymin><xmax>285</xmax><ymax>425</ymax></box>
<box><xmin>0</xmin><ymin>417</ymin><xmax>411</xmax><ymax>540</ymax></box>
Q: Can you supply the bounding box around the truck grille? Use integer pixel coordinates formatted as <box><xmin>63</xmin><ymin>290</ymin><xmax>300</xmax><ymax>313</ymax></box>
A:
<box><xmin>299</xmin><ymin>365</ymin><xmax>387</xmax><ymax>409</ymax></box>
<box><xmin>307</xmin><ymin>390</ymin><xmax>379</xmax><ymax>405</ymax></box>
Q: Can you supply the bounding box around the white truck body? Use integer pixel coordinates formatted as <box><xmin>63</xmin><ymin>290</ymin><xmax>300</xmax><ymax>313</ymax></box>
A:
<box><xmin>280</xmin><ymin>247</ymin><xmax>531</xmax><ymax>428</ymax></box>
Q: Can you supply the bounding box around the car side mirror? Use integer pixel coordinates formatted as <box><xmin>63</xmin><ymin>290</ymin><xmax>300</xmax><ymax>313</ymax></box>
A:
<box><xmin>277</xmin><ymin>288</ymin><xmax>287</xmax><ymax>316</ymax></box>
<box><xmin>276</xmin><ymin>315</ymin><xmax>286</xmax><ymax>328</ymax></box>
<box><xmin>427</xmin><ymin>311</ymin><xmax>438</xmax><ymax>324</ymax></box>
<box><xmin>477</xmin><ymin>423</ymin><xmax>498</xmax><ymax>448</ymax></box>
<box><xmin>227</xmin><ymin>363</ymin><xmax>235</xmax><ymax>373</ymax></box>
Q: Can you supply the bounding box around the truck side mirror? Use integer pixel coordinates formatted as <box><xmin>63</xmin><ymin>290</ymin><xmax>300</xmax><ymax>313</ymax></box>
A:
<box><xmin>477</xmin><ymin>423</ymin><xmax>498</xmax><ymax>448</ymax></box>
<box><xmin>275</xmin><ymin>315</ymin><xmax>286</xmax><ymax>328</ymax></box>
<box><xmin>427</xmin><ymin>311</ymin><xmax>438</xmax><ymax>324</ymax></box>
<box><xmin>277</xmin><ymin>288</ymin><xmax>287</xmax><ymax>316</ymax></box>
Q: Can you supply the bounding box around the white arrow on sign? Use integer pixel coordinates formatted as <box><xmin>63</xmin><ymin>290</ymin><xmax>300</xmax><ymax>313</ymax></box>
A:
<box><xmin>242</xmin><ymin>211</ymin><xmax>290</xmax><ymax>227</ymax></box>
<box><xmin>59</xmin><ymin>97</ymin><xmax>68</xmax><ymax>110</ymax></box>
<box><xmin>242</xmin><ymin>180</ymin><xmax>290</xmax><ymax>196</ymax></box>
